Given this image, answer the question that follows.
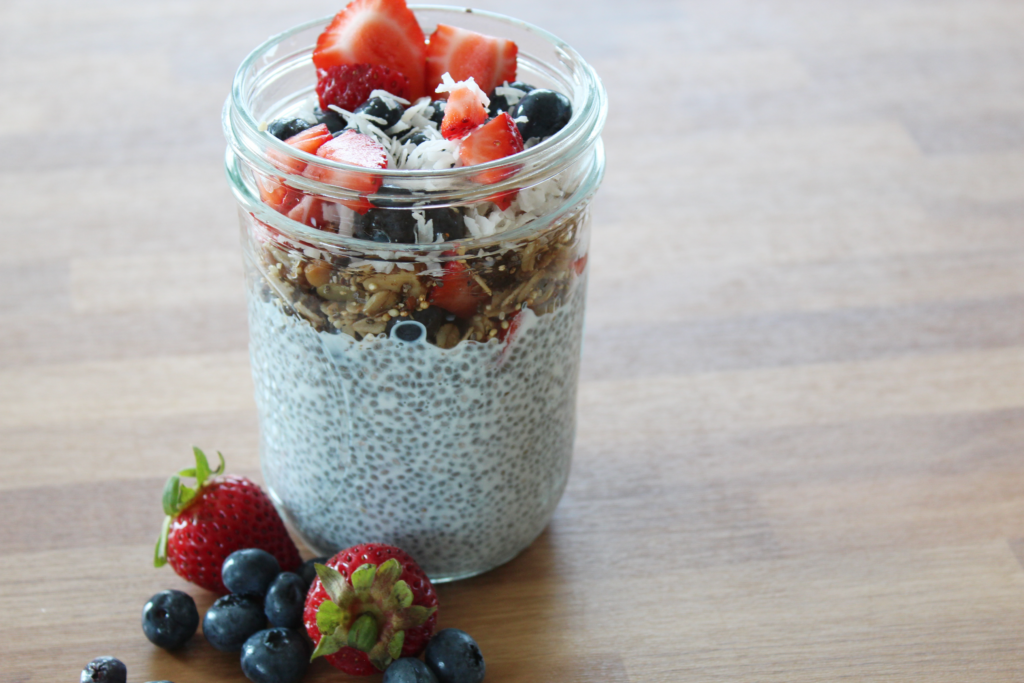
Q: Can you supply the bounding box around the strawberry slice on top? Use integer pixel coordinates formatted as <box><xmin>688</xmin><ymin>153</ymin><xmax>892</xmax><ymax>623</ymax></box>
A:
<box><xmin>304</xmin><ymin>130</ymin><xmax>388</xmax><ymax>213</ymax></box>
<box><xmin>458</xmin><ymin>112</ymin><xmax>524</xmax><ymax>209</ymax></box>
<box><xmin>313</xmin><ymin>0</ymin><xmax>427</xmax><ymax>100</ymax></box>
<box><xmin>260</xmin><ymin>123</ymin><xmax>333</xmax><ymax>212</ymax></box>
<box><xmin>425</xmin><ymin>24</ymin><xmax>517</xmax><ymax>96</ymax></box>
<box><xmin>439</xmin><ymin>77</ymin><xmax>489</xmax><ymax>140</ymax></box>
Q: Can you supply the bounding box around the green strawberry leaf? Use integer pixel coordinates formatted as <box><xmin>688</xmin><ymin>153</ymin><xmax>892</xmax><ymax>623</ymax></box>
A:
<box><xmin>310</xmin><ymin>630</ymin><xmax>346</xmax><ymax>661</ymax></box>
<box><xmin>387</xmin><ymin>630</ymin><xmax>405</xmax><ymax>661</ymax></box>
<box><xmin>161</xmin><ymin>476</ymin><xmax>181</xmax><ymax>517</ymax></box>
<box><xmin>153</xmin><ymin>516</ymin><xmax>171</xmax><ymax>567</ymax></box>
<box><xmin>193</xmin><ymin>447</ymin><xmax>211</xmax><ymax>486</ymax></box>
<box><xmin>351</xmin><ymin>563</ymin><xmax>377</xmax><ymax>592</ymax></box>
<box><xmin>391</xmin><ymin>580</ymin><xmax>413</xmax><ymax>609</ymax></box>
<box><xmin>315</xmin><ymin>563</ymin><xmax>353</xmax><ymax>606</ymax></box>
<box><xmin>395</xmin><ymin>604</ymin><xmax>436</xmax><ymax>630</ymax></box>
<box><xmin>347</xmin><ymin>613</ymin><xmax>380</xmax><ymax>652</ymax></box>
<box><xmin>316</xmin><ymin>599</ymin><xmax>349</xmax><ymax>635</ymax></box>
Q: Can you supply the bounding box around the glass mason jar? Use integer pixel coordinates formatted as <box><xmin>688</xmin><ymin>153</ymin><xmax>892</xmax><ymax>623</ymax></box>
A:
<box><xmin>223</xmin><ymin>6</ymin><xmax>606</xmax><ymax>581</ymax></box>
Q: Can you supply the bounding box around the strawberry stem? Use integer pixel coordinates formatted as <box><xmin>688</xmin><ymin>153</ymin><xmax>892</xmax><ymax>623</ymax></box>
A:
<box><xmin>153</xmin><ymin>447</ymin><xmax>226</xmax><ymax>570</ymax></box>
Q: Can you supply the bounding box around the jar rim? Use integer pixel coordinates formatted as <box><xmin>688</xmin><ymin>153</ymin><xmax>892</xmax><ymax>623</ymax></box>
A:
<box><xmin>223</xmin><ymin>5</ymin><xmax>607</xmax><ymax>253</ymax></box>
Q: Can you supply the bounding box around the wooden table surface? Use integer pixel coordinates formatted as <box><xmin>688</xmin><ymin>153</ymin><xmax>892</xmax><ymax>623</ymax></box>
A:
<box><xmin>3</xmin><ymin>0</ymin><xmax>1024</xmax><ymax>681</ymax></box>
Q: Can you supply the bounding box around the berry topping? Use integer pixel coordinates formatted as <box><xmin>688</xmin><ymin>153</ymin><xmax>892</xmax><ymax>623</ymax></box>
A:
<box><xmin>424</xmin><ymin>629</ymin><xmax>486</xmax><ymax>683</ymax></box>
<box><xmin>141</xmin><ymin>589</ymin><xmax>199</xmax><ymax>650</ymax></box>
<box><xmin>458</xmin><ymin>111</ymin><xmax>525</xmax><ymax>185</ymax></box>
<box><xmin>426</xmin><ymin>100</ymin><xmax>446</xmax><ymax>127</ymax></box>
<box><xmin>223</xmin><ymin>549</ymin><xmax>281</xmax><ymax>596</ymax></box>
<box><xmin>439</xmin><ymin>78</ymin><xmax>489</xmax><ymax>140</ymax></box>
<box><xmin>384</xmin><ymin>657</ymin><xmax>440</xmax><ymax>683</ymax></box>
<box><xmin>405</xmin><ymin>130</ymin><xmax>431</xmax><ymax>146</ymax></box>
<box><xmin>425</xmin><ymin>25</ymin><xmax>518</xmax><ymax>97</ymax></box>
<box><xmin>265</xmin><ymin>572</ymin><xmax>308</xmax><ymax>629</ymax></box>
<box><xmin>80</xmin><ymin>657</ymin><xmax>127</xmax><ymax>683</ymax></box>
<box><xmin>241</xmin><ymin>628</ymin><xmax>310</xmax><ymax>683</ymax></box>
<box><xmin>267</xmin><ymin>123</ymin><xmax>332</xmax><ymax>177</ymax></box>
<box><xmin>153</xmin><ymin>448</ymin><xmax>301</xmax><ymax>594</ymax></box>
<box><xmin>203</xmin><ymin>593</ymin><xmax>267</xmax><ymax>652</ymax></box>
<box><xmin>353</xmin><ymin>208</ymin><xmax>417</xmax><ymax>243</ymax></box>
<box><xmin>428</xmin><ymin>260</ymin><xmax>487</xmax><ymax>318</ymax></box>
<box><xmin>511</xmin><ymin>88</ymin><xmax>572</xmax><ymax>141</ymax></box>
<box><xmin>285</xmin><ymin>195</ymin><xmax>328</xmax><ymax>229</ymax></box>
<box><xmin>314</xmin><ymin>105</ymin><xmax>347</xmax><ymax>134</ymax></box>
<box><xmin>266</xmin><ymin>117</ymin><xmax>313</xmax><ymax>140</ymax></box>
<box><xmin>488</xmin><ymin>81</ymin><xmax>534</xmax><ymax>116</ymax></box>
<box><xmin>424</xmin><ymin>207</ymin><xmax>466</xmax><ymax>241</ymax></box>
<box><xmin>305</xmin><ymin>130</ymin><xmax>388</xmax><ymax>198</ymax></box>
<box><xmin>304</xmin><ymin>543</ymin><xmax>439</xmax><ymax>675</ymax></box>
<box><xmin>313</xmin><ymin>0</ymin><xmax>427</xmax><ymax>100</ymax></box>
<box><xmin>351</xmin><ymin>95</ymin><xmax>406</xmax><ymax>131</ymax></box>
<box><xmin>317</xmin><ymin>63</ymin><xmax>411</xmax><ymax>112</ymax></box>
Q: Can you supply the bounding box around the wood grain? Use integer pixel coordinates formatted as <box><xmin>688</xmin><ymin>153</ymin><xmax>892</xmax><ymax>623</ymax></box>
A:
<box><xmin>2</xmin><ymin>0</ymin><xmax>1023</xmax><ymax>681</ymax></box>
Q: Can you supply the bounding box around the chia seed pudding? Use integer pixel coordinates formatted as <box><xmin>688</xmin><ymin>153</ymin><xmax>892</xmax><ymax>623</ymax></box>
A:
<box><xmin>224</xmin><ymin>4</ymin><xmax>606</xmax><ymax>580</ymax></box>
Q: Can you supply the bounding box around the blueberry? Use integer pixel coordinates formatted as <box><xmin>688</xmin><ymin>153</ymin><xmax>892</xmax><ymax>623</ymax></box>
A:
<box><xmin>424</xmin><ymin>629</ymin><xmax>485</xmax><ymax>683</ymax></box>
<box><xmin>373</xmin><ymin>185</ymin><xmax>415</xmax><ymax>208</ymax></box>
<box><xmin>406</xmin><ymin>131</ymin><xmax>432</xmax><ymax>146</ymax></box>
<box><xmin>424</xmin><ymin>207</ymin><xmax>466</xmax><ymax>241</ymax></box>
<box><xmin>223</xmin><ymin>549</ymin><xmax>281</xmax><ymax>596</ymax></box>
<box><xmin>297</xmin><ymin>556</ymin><xmax>328</xmax><ymax>589</ymax></box>
<box><xmin>390</xmin><ymin>320</ymin><xmax>426</xmax><ymax>342</ymax></box>
<box><xmin>80</xmin><ymin>657</ymin><xmax>127</xmax><ymax>683</ymax></box>
<box><xmin>386</xmin><ymin>306</ymin><xmax>454</xmax><ymax>343</ymax></box>
<box><xmin>352</xmin><ymin>96</ymin><xmax>404</xmax><ymax>130</ymax></box>
<box><xmin>488</xmin><ymin>81</ymin><xmax>535</xmax><ymax>117</ymax></box>
<box><xmin>384</xmin><ymin>657</ymin><xmax>440</xmax><ymax>683</ymax></box>
<box><xmin>354</xmin><ymin>209</ymin><xmax>417</xmax><ymax>244</ymax></box>
<box><xmin>510</xmin><ymin>89</ymin><xmax>572</xmax><ymax>141</ymax></box>
<box><xmin>141</xmin><ymin>589</ymin><xmax>199</xmax><ymax>650</ymax></box>
<box><xmin>240</xmin><ymin>628</ymin><xmax>310</xmax><ymax>683</ymax></box>
<box><xmin>203</xmin><ymin>593</ymin><xmax>266</xmax><ymax>652</ymax></box>
<box><xmin>427</xmin><ymin>100</ymin><xmax>446</xmax><ymax>127</ymax></box>
<box><xmin>264</xmin><ymin>572</ymin><xmax>307</xmax><ymax>629</ymax></box>
<box><xmin>313</xmin><ymin>106</ymin><xmax>346</xmax><ymax>134</ymax></box>
<box><xmin>266</xmin><ymin>117</ymin><xmax>312</xmax><ymax>140</ymax></box>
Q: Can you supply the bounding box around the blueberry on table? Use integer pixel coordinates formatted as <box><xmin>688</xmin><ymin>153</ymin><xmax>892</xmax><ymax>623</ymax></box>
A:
<box><xmin>203</xmin><ymin>593</ymin><xmax>266</xmax><ymax>652</ymax></box>
<box><xmin>264</xmin><ymin>572</ymin><xmax>307</xmax><ymax>629</ymax></box>
<box><xmin>80</xmin><ymin>657</ymin><xmax>127</xmax><ymax>683</ymax></box>
<box><xmin>384</xmin><ymin>657</ymin><xmax>440</xmax><ymax>683</ymax></box>
<box><xmin>240</xmin><ymin>628</ymin><xmax>310</xmax><ymax>683</ymax></box>
<box><xmin>510</xmin><ymin>88</ymin><xmax>572</xmax><ymax>141</ymax></box>
<box><xmin>488</xmin><ymin>81</ymin><xmax>535</xmax><ymax>117</ymax></box>
<box><xmin>314</xmin><ymin>105</ymin><xmax>346</xmax><ymax>133</ymax></box>
<box><xmin>223</xmin><ymin>548</ymin><xmax>281</xmax><ymax>596</ymax></box>
<box><xmin>297</xmin><ymin>556</ymin><xmax>328</xmax><ymax>589</ymax></box>
<box><xmin>424</xmin><ymin>629</ymin><xmax>485</xmax><ymax>683</ymax></box>
<box><xmin>267</xmin><ymin>118</ymin><xmax>313</xmax><ymax>140</ymax></box>
<box><xmin>141</xmin><ymin>589</ymin><xmax>199</xmax><ymax>649</ymax></box>
<box><xmin>352</xmin><ymin>96</ymin><xmax>405</xmax><ymax>130</ymax></box>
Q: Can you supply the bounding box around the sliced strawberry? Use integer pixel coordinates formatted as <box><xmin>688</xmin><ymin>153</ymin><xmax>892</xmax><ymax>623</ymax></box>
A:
<box><xmin>572</xmin><ymin>253</ymin><xmax>588</xmax><ymax>276</ymax></box>
<box><xmin>304</xmin><ymin>130</ymin><xmax>387</xmax><ymax>196</ymax></box>
<box><xmin>428</xmin><ymin>260</ymin><xmax>488</xmax><ymax>318</ymax></box>
<box><xmin>286</xmin><ymin>195</ymin><xmax>326</xmax><ymax>229</ymax></box>
<box><xmin>313</xmin><ymin>0</ymin><xmax>427</xmax><ymax>100</ymax></box>
<box><xmin>458</xmin><ymin>111</ymin><xmax>525</xmax><ymax>193</ymax></box>
<box><xmin>261</xmin><ymin>124</ymin><xmax>332</xmax><ymax>213</ymax></box>
<box><xmin>495</xmin><ymin>309</ymin><xmax>522</xmax><ymax>342</ymax></box>
<box><xmin>425</xmin><ymin>25</ymin><xmax>517</xmax><ymax>96</ymax></box>
<box><xmin>316</xmin><ymin>63</ymin><xmax>410</xmax><ymax>112</ymax></box>
<box><xmin>440</xmin><ymin>82</ymin><xmax>488</xmax><ymax>140</ymax></box>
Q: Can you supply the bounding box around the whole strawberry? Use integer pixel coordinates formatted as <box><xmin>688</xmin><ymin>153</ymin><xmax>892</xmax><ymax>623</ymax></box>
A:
<box><xmin>304</xmin><ymin>543</ymin><xmax>438</xmax><ymax>675</ymax></box>
<box><xmin>154</xmin><ymin>448</ymin><xmax>301</xmax><ymax>594</ymax></box>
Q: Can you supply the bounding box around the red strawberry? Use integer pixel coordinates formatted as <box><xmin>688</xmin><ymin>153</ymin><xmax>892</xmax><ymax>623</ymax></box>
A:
<box><xmin>425</xmin><ymin>24</ymin><xmax>517</xmax><ymax>96</ymax></box>
<box><xmin>428</xmin><ymin>260</ymin><xmax>488</xmax><ymax>318</ymax></box>
<box><xmin>458</xmin><ymin>112</ymin><xmax>524</xmax><ymax>208</ymax></box>
<box><xmin>304</xmin><ymin>543</ymin><xmax>438</xmax><ymax>675</ymax></box>
<box><xmin>313</xmin><ymin>0</ymin><xmax>427</xmax><ymax>100</ymax></box>
<box><xmin>286</xmin><ymin>195</ymin><xmax>327</xmax><ymax>228</ymax></box>
<box><xmin>260</xmin><ymin>124</ymin><xmax>332</xmax><ymax>212</ymax></box>
<box><xmin>440</xmin><ymin>82</ymin><xmax>488</xmax><ymax>140</ymax></box>
<box><xmin>316</xmin><ymin>63</ymin><xmax>410</xmax><ymax>112</ymax></box>
<box><xmin>496</xmin><ymin>309</ymin><xmax>522</xmax><ymax>343</ymax></box>
<box><xmin>154</xmin><ymin>448</ymin><xmax>301</xmax><ymax>594</ymax></box>
<box><xmin>572</xmin><ymin>253</ymin><xmax>588</xmax><ymax>276</ymax></box>
<box><xmin>304</xmin><ymin>130</ymin><xmax>388</xmax><ymax>196</ymax></box>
